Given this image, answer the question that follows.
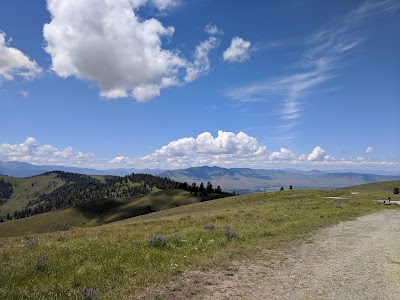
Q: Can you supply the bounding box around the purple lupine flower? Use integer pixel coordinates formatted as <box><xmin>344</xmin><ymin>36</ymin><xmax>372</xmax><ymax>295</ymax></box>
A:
<box><xmin>149</xmin><ymin>235</ymin><xmax>167</xmax><ymax>247</ymax></box>
<box><xmin>204</xmin><ymin>224</ymin><xmax>215</xmax><ymax>230</ymax></box>
<box><xmin>224</xmin><ymin>229</ymin><xmax>238</xmax><ymax>239</ymax></box>
<box><xmin>28</xmin><ymin>240</ymin><xmax>38</xmax><ymax>247</ymax></box>
<box><xmin>82</xmin><ymin>287</ymin><xmax>87</xmax><ymax>294</ymax></box>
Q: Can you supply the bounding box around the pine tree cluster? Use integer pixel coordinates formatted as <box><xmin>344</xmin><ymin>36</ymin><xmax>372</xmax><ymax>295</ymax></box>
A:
<box><xmin>0</xmin><ymin>178</ymin><xmax>13</xmax><ymax>202</ymax></box>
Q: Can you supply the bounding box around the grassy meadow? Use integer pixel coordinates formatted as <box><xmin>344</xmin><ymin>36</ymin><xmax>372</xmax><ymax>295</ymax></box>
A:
<box><xmin>0</xmin><ymin>182</ymin><xmax>399</xmax><ymax>299</ymax></box>
<box><xmin>0</xmin><ymin>189</ymin><xmax>228</xmax><ymax>237</ymax></box>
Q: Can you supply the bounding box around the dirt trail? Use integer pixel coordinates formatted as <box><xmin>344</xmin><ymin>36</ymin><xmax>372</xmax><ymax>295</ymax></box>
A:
<box><xmin>135</xmin><ymin>211</ymin><xmax>400</xmax><ymax>299</ymax></box>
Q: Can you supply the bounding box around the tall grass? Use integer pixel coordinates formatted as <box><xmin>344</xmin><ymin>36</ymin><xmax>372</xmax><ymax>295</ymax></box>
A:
<box><xmin>0</xmin><ymin>189</ymin><xmax>396</xmax><ymax>299</ymax></box>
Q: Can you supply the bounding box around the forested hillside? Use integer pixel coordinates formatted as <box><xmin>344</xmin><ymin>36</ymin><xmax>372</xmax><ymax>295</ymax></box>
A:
<box><xmin>0</xmin><ymin>171</ymin><xmax>230</xmax><ymax>222</ymax></box>
<box><xmin>0</xmin><ymin>178</ymin><xmax>13</xmax><ymax>201</ymax></box>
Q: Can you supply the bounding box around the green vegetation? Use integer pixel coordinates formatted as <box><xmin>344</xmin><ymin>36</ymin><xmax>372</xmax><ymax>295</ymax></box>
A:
<box><xmin>0</xmin><ymin>208</ymin><xmax>90</xmax><ymax>236</ymax></box>
<box><xmin>0</xmin><ymin>171</ymin><xmax>231</xmax><ymax>222</ymax></box>
<box><xmin>0</xmin><ymin>189</ymin><xmax>229</xmax><ymax>237</ymax></box>
<box><xmin>88</xmin><ymin>175</ymin><xmax>119</xmax><ymax>183</ymax></box>
<box><xmin>0</xmin><ymin>173</ymin><xmax>64</xmax><ymax>216</ymax></box>
<box><xmin>0</xmin><ymin>178</ymin><xmax>13</xmax><ymax>200</ymax></box>
<box><xmin>0</xmin><ymin>171</ymin><xmax>174</xmax><ymax>220</ymax></box>
<box><xmin>1</xmin><ymin>182</ymin><xmax>397</xmax><ymax>299</ymax></box>
<box><xmin>16</xmin><ymin>172</ymin><xmax>166</xmax><ymax>218</ymax></box>
<box><xmin>338</xmin><ymin>180</ymin><xmax>400</xmax><ymax>193</ymax></box>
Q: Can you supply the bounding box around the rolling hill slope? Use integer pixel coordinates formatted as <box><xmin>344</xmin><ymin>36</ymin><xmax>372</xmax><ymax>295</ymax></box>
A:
<box><xmin>0</xmin><ymin>171</ymin><xmax>232</xmax><ymax>233</ymax></box>
<box><xmin>0</xmin><ymin>189</ymin><xmax>223</xmax><ymax>237</ymax></box>
<box><xmin>0</xmin><ymin>173</ymin><xmax>65</xmax><ymax>216</ymax></box>
<box><xmin>338</xmin><ymin>180</ymin><xmax>400</xmax><ymax>193</ymax></box>
<box><xmin>1</xmin><ymin>180</ymin><xmax>397</xmax><ymax>299</ymax></box>
<box><xmin>0</xmin><ymin>171</ymin><xmax>179</xmax><ymax>219</ymax></box>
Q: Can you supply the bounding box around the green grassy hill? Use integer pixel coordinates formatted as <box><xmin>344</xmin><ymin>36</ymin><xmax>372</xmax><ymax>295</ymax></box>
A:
<box><xmin>0</xmin><ymin>171</ymin><xmax>180</xmax><ymax>220</ymax></box>
<box><xmin>0</xmin><ymin>181</ymin><xmax>397</xmax><ymax>299</ymax></box>
<box><xmin>338</xmin><ymin>180</ymin><xmax>400</xmax><ymax>193</ymax></box>
<box><xmin>0</xmin><ymin>189</ymin><xmax>228</xmax><ymax>237</ymax></box>
<box><xmin>0</xmin><ymin>173</ymin><xmax>64</xmax><ymax>216</ymax></box>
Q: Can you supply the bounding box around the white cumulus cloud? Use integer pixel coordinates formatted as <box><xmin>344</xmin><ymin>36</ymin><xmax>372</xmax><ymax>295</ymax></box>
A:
<box><xmin>108</xmin><ymin>156</ymin><xmax>135</xmax><ymax>165</ymax></box>
<box><xmin>307</xmin><ymin>146</ymin><xmax>326</xmax><ymax>161</ymax></box>
<box><xmin>109</xmin><ymin>131</ymin><xmax>267</xmax><ymax>168</ymax></box>
<box><xmin>0</xmin><ymin>137</ymin><xmax>98</xmax><ymax>167</ymax></box>
<box><xmin>154</xmin><ymin>130</ymin><xmax>266</xmax><ymax>157</ymax></box>
<box><xmin>268</xmin><ymin>148</ymin><xmax>295</xmax><ymax>161</ymax></box>
<box><xmin>223</xmin><ymin>36</ymin><xmax>251</xmax><ymax>62</ymax></box>
<box><xmin>43</xmin><ymin>0</ymin><xmax>218</xmax><ymax>102</ymax></box>
<box><xmin>1</xmin><ymin>137</ymin><xmax>398</xmax><ymax>171</ymax></box>
<box><xmin>365</xmin><ymin>146</ymin><xmax>375</xmax><ymax>154</ymax></box>
<box><xmin>0</xmin><ymin>31</ymin><xmax>42</xmax><ymax>82</ymax></box>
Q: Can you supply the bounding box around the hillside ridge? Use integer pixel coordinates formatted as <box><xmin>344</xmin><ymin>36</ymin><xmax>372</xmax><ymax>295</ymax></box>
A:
<box><xmin>0</xmin><ymin>171</ymin><xmax>231</xmax><ymax>224</ymax></box>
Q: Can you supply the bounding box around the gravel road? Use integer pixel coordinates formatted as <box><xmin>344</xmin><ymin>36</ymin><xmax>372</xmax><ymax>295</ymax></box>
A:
<box><xmin>135</xmin><ymin>210</ymin><xmax>400</xmax><ymax>300</ymax></box>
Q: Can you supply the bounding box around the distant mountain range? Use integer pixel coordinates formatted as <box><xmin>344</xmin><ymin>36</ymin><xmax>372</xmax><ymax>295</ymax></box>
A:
<box><xmin>159</xmin><ymin>166</ymin><xmax>400</xmax><ymax>193</ymax></box>
<box><xmin>0</xmin><ymin>160</ymin><xmax>163</xmax><ymax>178</ymax></box>
<box><xmin>1</xmin><ymin>160</ymin><xmax>398</xmax><ymax>193</ymax></box>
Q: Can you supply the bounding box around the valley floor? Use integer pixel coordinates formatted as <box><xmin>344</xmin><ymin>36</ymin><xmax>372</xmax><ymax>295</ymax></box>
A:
<box><xmin>136</xmin><ymin>210</ymin><xmax>400</xmax><ymax>299</ymax></box>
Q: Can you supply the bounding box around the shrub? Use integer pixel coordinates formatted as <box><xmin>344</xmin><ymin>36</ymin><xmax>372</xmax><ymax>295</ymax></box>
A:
<box><xmin>35</xmin><ymin>254</ymin><xmax>49</xmax><ymax>272</ymax></box>
<box><xmin>394</xmin><ymin>187</ymin><xmax>399</xmax><ymax>194</ymax></box>
<box><xmin>171</xmin><ymin>235</ymin><xmax>183</xmax><ymax>246</ymax></box>
<box><xmin>149</xmin><ymin>235</ymin><xmax>167</xmax><ymax>247</ymax></box>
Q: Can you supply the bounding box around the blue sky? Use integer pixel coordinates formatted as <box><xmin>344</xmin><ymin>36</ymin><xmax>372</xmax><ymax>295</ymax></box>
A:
<box><xmin>0</xmin><ymin>0</ymin><xmax>399</xmax><ymax>172</ymax></box>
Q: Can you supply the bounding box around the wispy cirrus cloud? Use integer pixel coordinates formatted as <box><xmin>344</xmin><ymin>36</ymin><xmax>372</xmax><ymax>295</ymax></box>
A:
<box><xmin>20</xmin><ymin>91</ymin><xmax>29</xmax><ymax>97</ymax></box>
<box><xmin>184</xmin><ymin>36</ymin><xmax>219</xmax><ymax>83</ymax></box>
<box><xmin>226</xmin><ymin>66</ymin><xmax>334</xmax><ymax>122</ymax></box>
<box><xmin>348</xmin><ymin>0</ymin><xmax>400</xmax><ymax>21</ymax></box>
<box><xmin>225</xmin><ymin>0</ymin><xmax>400</xmax><ymax>137</ymax></box>
<box><xmin>204</xmin><ymin>24</ymin><xmax>223</xmax><ymax>36</ymax></box>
